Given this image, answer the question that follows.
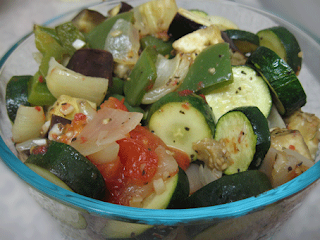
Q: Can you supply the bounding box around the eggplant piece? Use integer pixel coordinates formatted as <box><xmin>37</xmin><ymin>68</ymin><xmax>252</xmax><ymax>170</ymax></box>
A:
<box><xmin>108</xmin><ymin>1</ymin><xmax>133</xmax><ymax>17</ymax></box>
<box><xmin>49</xmin><ymin>114</ymin><xmax>72</xmax><ymax>131</ymax></box>
<box><xmin>71</xmin><ymin>9</ymin><xmax>106</xmax><ymax>33</ymax></box>
<box><xmin>66</xmin><ymin>49</ymin><xmax>113</xmax><ymax>86</ymax></box>
<box><xmin>167</xmin><ymin>8</ymin><xmax>211</xmax><ymax>40</ymax></box>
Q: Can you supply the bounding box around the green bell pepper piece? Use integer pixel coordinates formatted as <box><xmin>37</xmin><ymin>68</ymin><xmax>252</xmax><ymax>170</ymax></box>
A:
<box><xmin>34</xmin><ymin>25</ymin><xmax>68</xmax><ymax>77</ymax></box>
<box><xmin>28</xmin><ymin>71</ymin><xmax>56</xmax><ymax>106</ymax></box>
<box><xmin>55</xmin><ymin>22</ymin><xmax>86</xmax><ymax>55</ymax></box>
<box><xmin>140</xmin><ymin>35</ymin><xmax>174</xmax><ymax>57</ymax></box>
<box><xmin>124</xmin><ymin>46</ymin><xmax>158</xmax><ymax>106</ymax></box>
<box><xmin>177</xmin><ymin>43</ymin><xmax>233</xmax><ymax>93</ymax></box>
<box><xmin>85</xmin><ymin>11</ymin><xmax>134</xmax><ymax>49</ymax></box>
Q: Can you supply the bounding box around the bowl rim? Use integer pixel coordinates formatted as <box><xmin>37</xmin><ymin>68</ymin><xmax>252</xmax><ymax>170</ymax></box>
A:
<box><xmin>1</xmin><ymin>0</ymin><xmax>320</xmax><ymax>226</ymax></box>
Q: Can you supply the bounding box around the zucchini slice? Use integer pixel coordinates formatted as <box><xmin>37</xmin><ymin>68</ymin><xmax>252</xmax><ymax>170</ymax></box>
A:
<box><xmin>183</xmin><ymin>170</ymin><xmax>272</xmax><ymax>208</ymax></box>
<box><xmin>247</xmin><ymin>46</ymin><xmax>306</xmax><ymax>116</ymax></box>
<box><xmin>6</xmin><ymin>75</ymin><xmax>31</xmax><ymax>122</ymax></box>
<box><xmin>205</xmin><ymin>65</ymin><xmax>272</xmax><ymax>122</ymax></box>
<box><xmin>257</xmin><ymin>26</ymin><xmax>302</xmax><ymax>75</ymax></box>
<box><xmin>214</xmin><ymin>109</ymin><xmax>257</xmax><ymax>175</ymax></box>
<box><xmin>224</xmin><ymin>29</ymin><xmax>260</xmax><ymax>54</ymax></box>
<box><xmin>25</xmin><ymin>141</ymin><xmax>106</xmax><ymax>200</ymax></box>
<box><xmin>102</xmin><ymin>168</ymin><xmax>189</xmax><ymax>238</ymax></box>
<box><xmin>147</xmin><ymin>92</ymin><xmax>215</xmax><ymax>161</ymax></box>
<box><xmin>233</xmin><ymin>106</ymin><xmax>271</xmax><ymax>169</ymax></box>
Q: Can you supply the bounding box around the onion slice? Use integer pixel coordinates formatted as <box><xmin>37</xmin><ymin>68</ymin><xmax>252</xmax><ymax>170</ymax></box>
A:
<box><xmin>71</xmin><ymin>108</ymin><xmax>143</xmax><ymax>156</ymax></box>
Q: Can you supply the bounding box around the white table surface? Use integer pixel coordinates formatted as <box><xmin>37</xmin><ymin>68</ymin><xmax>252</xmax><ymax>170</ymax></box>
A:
<box><xmin>1</xmin><ymin>0</ymin><xmax>320</xmax><ymax>239</ymax></box>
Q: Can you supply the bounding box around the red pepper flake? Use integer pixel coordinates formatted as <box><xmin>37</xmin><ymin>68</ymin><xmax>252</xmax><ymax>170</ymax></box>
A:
<box><xmin>74</xmin><ymin>113</ymin><xmax>87</xmax><ymax>122</ymax></box>
<box><xmin>80</xmin><ymin>136</ymin><xmax>88</xmax><ymax>144</ymax></box>
<box><xmin>197</xmin><ymin>81</ymin><xmax>204</xmax><ymax>90</ymax></box>
<box><xmin>181</xmin><ymin>102</ymin><xmax>190</xmax><ymax>110</ymax></box>
<box><xmin>35</xmin><ymin>106</ymin><xmax>42</xmax><ymax>112</ymax></box>
<box><xmin>146</xmin><ymin>81</ymin><xmax>154</xmax><ymax>91</ymax></box>
<box><xmin>178</xmin><ymin>89</ymin><xmax>194</xmax><ymax>96</ymax></box>
<box><xmin>199</xmin><ymin>94</ymin><xmax>207</xmax><ymax>102</ymax></box>
<box><xmin>32</xmin><ymin>145</ymin><xmax>47</xmax><ymax>155</ymax></box>
<box><xmin>38</xmin><ymin>75</ymin><xmax>44</xmax><ymax>83</ymax></box>
<box><xmin>289</xmin><ymin>145</ymin><xmax>296</xmax><ymax>150</ymax></box>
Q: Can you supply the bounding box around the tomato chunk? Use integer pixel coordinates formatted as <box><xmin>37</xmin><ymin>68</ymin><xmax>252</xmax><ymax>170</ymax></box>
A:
<box><xmin>117</xmin><ymin>138</ymin><xmax>158</xmax><ymax>185</ymax></box>
<box><xmin>100</xmin><ymin>97</ymin><xmax>128</xmax><ymax>111</ymax></box>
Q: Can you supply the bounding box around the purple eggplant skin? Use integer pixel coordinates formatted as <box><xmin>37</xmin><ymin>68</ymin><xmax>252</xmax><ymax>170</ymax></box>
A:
<box><xmin>167</xmin><ymin>12</ymin><xmax>207</xmax><ymax>40</ymax></box>
<box><xmin>118</xmin><ymin>2</ymin><xmax>133</xmax><ymax>13</ymax></box>
<box><xmin>108</xmin><ymin>1</ymin><xmax>133</xmax><ymax>17</ymax></box>
<box><xmin>66</xmin><ymin>48</ymin><xmax>113</xmax><ymax>87</ymax></box>
<box><xmin>71</xmin><ymin>9</ymin><xmax>106</xmax><ymax>34</ymax></box>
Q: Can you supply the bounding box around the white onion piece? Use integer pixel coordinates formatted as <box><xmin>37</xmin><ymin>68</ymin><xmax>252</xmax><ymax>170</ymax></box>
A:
<box><xmin>267</xmin><ymin>104</ymin><xmax>286</xmax><ymax>129</ymax></box>
<box><xmin>87</xmin><ymin>142</ymin><xmax>120</xmax><ymax>165</ymax></box>
<box><xmin>71</xmin><ymin>108</ymin><xmax>143</xmax><ymax>156</ymax></box>
<box><xmin>15</xmin><ymin>138</ymin><xmax>47</xmax><ymax>152</ymax></box>
<box><xmin>12</xmin><ymin>106</ymin><xmax>46</xmax><ymax>143</ymax></box>
<box><xmin>105</xmin><ymin>19</ymin><xmax>140</xmax><ymax>65</ymax></box>
<box><xmin>46</xmin><ymin>58</ymin><xmax>109</xmax><ymax>105</ymax></box>
<box><xmin>141</xmin><ymin>54</ymin><xmax>191</xmax><ymax>104</ymax></box>
<box><xmin>76</xmin><ymin>99</ymin><xmax>97</xmax><ymax>122</ymax></box>
<box><xmin>185</xmin><ymin>163</ymin><xmax>204</xmax><ymax>194</ymax></box>
<box><xmin>153</xmin><ymin>178</ymin><xmax>166</xmax><ymax>195</ymax></box>
<box><xmin>199</xmin><ymin>164</ymin><xmax>222</xmax><ymax>186</ymax></box>
<box><xmin>260</xmin><ymin>147</ymin><xmax>314</xmax><ymax>188</ymax></box>
<box><xmin>133</xmin><ymin>0</ymin><xmax>178</xmax><ymax>36</ymax></box>
<box><xmin>154</xmin><ymin>145</ymin><xmax>178</xmax><ymax>180</ymax></box>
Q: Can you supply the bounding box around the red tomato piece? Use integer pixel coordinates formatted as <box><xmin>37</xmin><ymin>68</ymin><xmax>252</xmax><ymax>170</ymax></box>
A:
<box><xmin>168</xmin><ymin>147</ymin><xmax>190</xmax><ymax>171</ymax></box>
<box><xmin>129</xmin><ymin>125</ymin><xmax>190</xmax><ymax>170</ymax></box>
<box><xmin>129</xmin><ymin>125</ymin><xmax>167</xmax><ymax>151</ymax></box>
<box><xmin>100</xmin><ymin>97</ymin><xmax>128</xmax><ymax>111</ymax></box>
<box><xmin>117</xmin><ymin>138</ymin><xmax>158</xmax><ymax>186</ymax></box>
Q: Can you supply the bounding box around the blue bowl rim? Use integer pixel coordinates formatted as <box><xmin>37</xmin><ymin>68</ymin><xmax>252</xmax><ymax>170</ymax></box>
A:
<box><xmin>1</xmin><ymin>0</ymin><xmax>320</xmax><ymax>226</ymax></box>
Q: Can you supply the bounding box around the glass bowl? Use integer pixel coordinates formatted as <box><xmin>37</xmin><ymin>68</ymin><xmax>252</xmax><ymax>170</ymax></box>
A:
<box><xmin>1</xmin><ymin>0</ymin><xmax>320</xmax><ymax>239</ymax></box>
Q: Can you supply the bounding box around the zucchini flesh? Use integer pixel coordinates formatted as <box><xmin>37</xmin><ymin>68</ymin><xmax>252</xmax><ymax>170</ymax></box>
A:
<box><xmin>247</xmin><ymin>46</ymin><xmax>306</xmax><ymax>116</ymax></box>
<box><xmin>205</xmin><ymin>65</ymin><xmax>272</xmax><ymax>122</ymax></box>
<box><xmin>147</xmin><ymin>92</ymin><xmax>215</xmax><ymax>161</ymax></box>
<box><xmin>215</xmin><ymin>111</ymin><xmax>257</xmax><ymax>175</ymax></box>
<box><xmin>149</xmin><ymin>102</ymin><xmax>213</xmax><ymax>161</ymax></box>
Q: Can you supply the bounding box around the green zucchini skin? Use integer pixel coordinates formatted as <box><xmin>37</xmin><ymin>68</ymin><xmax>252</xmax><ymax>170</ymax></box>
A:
<box><xmin>257</xmin><ymin>26</ymin><xmax>302</xmax><ymax>75</ymax></box>
<box><xmin>6</xmin><ymin>75</ymin><xmax>31</xmax><ymax>122</ymax></box>
<box><xmin>167</xmin><ymin>167</ymin><xmax>190</xmax><ymax>209</ymax></box>
<box><xmin>25</xmin><ymin>141</ymin><xmax>106</xmax><ymax>200</ymax></box>
<box><xmin>224</xmin><ymin>29</ymin><xmax>260</xmax><ymax>53</ymax></box>
<box><xmin>231</xmin><ymin>106</ymin><xmax>271</xmax><ymax>169</ymax></box>
<box><xmin>147</xmin><ymin>92</ymin><xmax>216</xmax><ymax>133</ymax></box>
<box><xmin>183</xmin><ymin>170</ymin><xmax>272</xmax><ymax>208</ymax></box>
<box><xmin>247</xmin><ymin>46</ymin><xmax>306</xmax><ymax>116</ymax></box>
